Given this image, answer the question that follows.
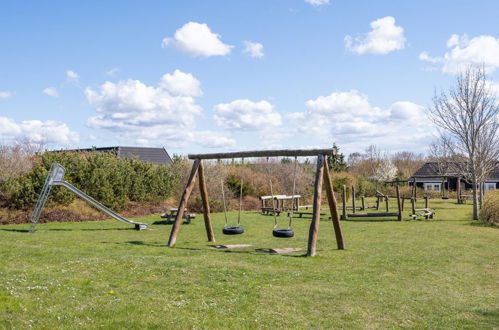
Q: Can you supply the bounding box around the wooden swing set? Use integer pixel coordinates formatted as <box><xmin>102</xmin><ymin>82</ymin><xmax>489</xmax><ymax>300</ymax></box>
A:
<box><xmin>167</xmin><ymin>148</ymin><xmax>345</xmax><ymax>257</ymax></box>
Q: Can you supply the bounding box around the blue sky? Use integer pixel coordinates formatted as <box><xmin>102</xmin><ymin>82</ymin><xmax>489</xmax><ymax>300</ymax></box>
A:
<box><xmin>1</xmin><ymin>0</ymin><xmax>498</xmax><ymax>156</ymax></box>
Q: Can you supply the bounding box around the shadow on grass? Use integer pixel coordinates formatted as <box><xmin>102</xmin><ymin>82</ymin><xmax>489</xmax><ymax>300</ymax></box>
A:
<box><xmin>343</xmin><ymin>219</ymin><xmax>400</xmax><ymax>222</ymax></box>
<box><xmin>47</xmin><ymin>227</ymin><xmax>135</xmax><ymax>231</ymax></box>
<box><xmin>152</xmin><ymin>220</ymin><xmax>191</xmax><ymax>225</ymax></box>
<box><xmin>0</xmin><ymin>228</ymin><xmax>30</xmax><ymax>233</ymax></box>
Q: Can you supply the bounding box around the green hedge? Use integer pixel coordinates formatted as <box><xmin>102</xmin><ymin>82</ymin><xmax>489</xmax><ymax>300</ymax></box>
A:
<box><xmin>2</xmin><ymin>151</ymin><xmax>183</xmax><ymax>211</ymax></box>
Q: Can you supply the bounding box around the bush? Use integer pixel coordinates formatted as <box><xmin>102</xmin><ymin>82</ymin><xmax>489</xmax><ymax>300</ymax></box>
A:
<box><xmin>2</xmin><ymin>151</ymin><xmax>183</xmax><ymax>211</ymax></box>
<box><xmin>480</xmin><ymin>191</ymin><xmax>499</xmax><ymax>226</ymax></box>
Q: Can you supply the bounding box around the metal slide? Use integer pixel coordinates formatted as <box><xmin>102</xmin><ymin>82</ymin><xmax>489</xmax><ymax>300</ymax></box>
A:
<box><xmin>30</xmin><ymin>163</ymin><xmax>147</xmax><ymax>231</ymax></box>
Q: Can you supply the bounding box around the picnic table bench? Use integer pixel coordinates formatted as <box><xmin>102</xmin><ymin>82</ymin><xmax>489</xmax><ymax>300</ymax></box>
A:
<box><xmin>161</xmin><ymin>208</ymin><xmax>196</xmax><ymax>223</ymax></box>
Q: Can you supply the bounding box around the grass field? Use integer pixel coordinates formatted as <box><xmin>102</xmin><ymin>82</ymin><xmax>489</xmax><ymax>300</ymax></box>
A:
<box><xmin>1</xmin><ymin>199</ymin><xmax>498</xmax><ymax>329</ymax></box>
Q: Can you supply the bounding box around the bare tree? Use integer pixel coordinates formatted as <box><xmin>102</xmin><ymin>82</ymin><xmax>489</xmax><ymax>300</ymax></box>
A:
<box><xmin>392</xmin><ymin>151</ymin><xmax>426</xmax><ymax>179</ymax></box>
<box><xmin>428</xmin><ymin>135</ymin><xmax>455</xmax><ymax>197</ymax></box>
<box><xmin>429</xmin><ymin>66</ymin><xmax>499</xmax><ymax>220</ymax></box>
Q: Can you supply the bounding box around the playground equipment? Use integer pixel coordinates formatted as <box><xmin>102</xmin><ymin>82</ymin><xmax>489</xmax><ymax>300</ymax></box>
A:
<box><xmin>220</xmin><ymin>178</ymin><xmax>245</xmax><ymax>235</ymax></box>
<box><xmin>409</xmin><ymin>195</ymin><xmax>435</xmax><ymax>220</ymax></box>
<box><xmin>30</xmin><ymin>163</ymin><xmax>148</xmax><ymax>232</ymax></box>
<box><xmin>167</xmin><ymin>148</ymin><xmax>345</xmax><ymax>257</ymax></box>
<box><xmin>260</xmin><ymin>194</ymin><xmax>300</xmax><ymax>215</ymax></box>
<box><xmin>340</xmin><ymin>185</ymin><xmax>402</xmax><ymax>221</ymax></box>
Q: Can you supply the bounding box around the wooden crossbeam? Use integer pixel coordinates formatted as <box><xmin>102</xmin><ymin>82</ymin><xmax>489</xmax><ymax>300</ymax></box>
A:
<box><xmin>188</xmin><ymin>148</ymin><xmax>336</xmax><ymax>160</ymax></box>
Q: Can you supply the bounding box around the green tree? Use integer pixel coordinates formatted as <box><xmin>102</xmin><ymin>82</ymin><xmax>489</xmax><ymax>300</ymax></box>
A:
<box><xmin>327</xmin><ymin>143</ymin><xmax>348</xmax><ymax>172</ymax></box>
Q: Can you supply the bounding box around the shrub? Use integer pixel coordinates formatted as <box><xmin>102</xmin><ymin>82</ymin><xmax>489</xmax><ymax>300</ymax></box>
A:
<box><xmin>480</xmin><ymin>191</ymin><xmax>499</xmax><ymax>226</ymax></box>
<box><xmin>3</xmin><ymin>150</ymin><xmax>182</xmax><ymax>211</ymax></box>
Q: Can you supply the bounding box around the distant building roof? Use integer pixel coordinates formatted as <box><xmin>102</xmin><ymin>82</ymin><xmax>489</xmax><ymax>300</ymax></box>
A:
<box><xmin>56</xmin><ymin>146</ymin><xmax>173</xmax><ymax>165</ymax></box>
<box><xmin>412</xmin><ymin>161</ymin><xmax>499</xmax><ymax>180</ymax></box>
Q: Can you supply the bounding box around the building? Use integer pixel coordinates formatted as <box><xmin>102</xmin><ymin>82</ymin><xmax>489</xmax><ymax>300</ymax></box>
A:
<box><xmin>409</xmin><ymin>162</ymin><xmax>499</xmax><ymax>192</ymax></box>
<box><xmin>56</xmin><ymin>146</ymin><xmax>173</xmax><ymax>165</ymax></box>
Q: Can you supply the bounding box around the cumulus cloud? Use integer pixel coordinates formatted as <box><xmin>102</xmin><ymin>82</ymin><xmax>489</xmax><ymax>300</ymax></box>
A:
<box><xmin>66</xmin><ymin>70</ymin><xmax>79</xmax><ymax>83</ymax></box>
<box><xmin>162</xmin><ymin>22</ymin><xmax>233</xmax><ymax>57</ymax></box>
<box><xmin>242</xmin><ymin>41</ymin><xmax>264</xmax><ymax>58</ymax></box>
<box><xmin>0</xmin><ymin>91</ymin><xmax>13</xmax><ymax>99</ymax></box>
<box><xmin>214</xmin><ymin>99</ymin><xmax>282</xmax><ymax>130</ymax></box>
<box><xmin>83</xmin><ymin>70</ymin><xmax>234</xmax><ymax>148</ymax></box>
<box><xmin>305</xmin><ymin>0</ymin><xmax>330</xmax><ymax>6</ymax></box>
<box><xmin>159</xmin><ymin>69</ymin><xmax>202</xmax><ymax>96</ymax></box>
<box><xmin>419</xmin><ymin>34</ymin><xmax>499</xmax><ymax>74</ymax></box>
<box><xmin>288</xmin><ymin>90</ymin><xmax>431</xmax><ymax>147</ymax></box>
<box><xmin>345</xmin><ymin>16</ymin><xmax>406</xmax><ymax>55</ymax></box>
<box><xmin>43</xmin><ymin>87</ymin><xmax>59</xmax><ymax>97</ymax></box>
<box><xmin>0</xmin><ymin>116</ymin><xmax>79</xmax><ymax>145</ymax></box>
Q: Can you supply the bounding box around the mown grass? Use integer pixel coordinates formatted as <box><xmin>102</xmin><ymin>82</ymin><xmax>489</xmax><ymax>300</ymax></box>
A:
<box><xmin>0</xmin><ymin>198</ymin><xmax>498</xmax><ymax>329</ymax></box>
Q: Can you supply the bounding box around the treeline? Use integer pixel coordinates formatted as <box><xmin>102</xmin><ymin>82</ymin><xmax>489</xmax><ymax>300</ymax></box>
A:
<box><xmin>0</xmin><ymin>149</ymin><xmax>187</xmax><ymax>212</ymax></box>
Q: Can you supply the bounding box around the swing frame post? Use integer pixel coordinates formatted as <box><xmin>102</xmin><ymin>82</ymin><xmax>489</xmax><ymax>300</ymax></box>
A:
<box><xmin>323</xmin><ymin>157</ymin><xmax>345</xmax><ymax>250</ymax></box>
<box><xmin>168</xmin><ymin>159</ymin><xmax>201</xmax><ymax>247</ymax></box>
<box><xmin>351</xmin><ymin>185</ymin><xmax>356</xmax><ymax>213</ymax></box>
<box><xmin>307</xmin><ymin>154</ymin><xmax>325</xmax><ymax>257</ymax></box>
<box><xmin>198</xmin><ymin>161</ymin><xmax>215</xmax><ymax>242</ymax></box>
<box><xmin>168</xmin><ymin>148</ymin><xmax>344</xmax><ymax>257</ymax></box>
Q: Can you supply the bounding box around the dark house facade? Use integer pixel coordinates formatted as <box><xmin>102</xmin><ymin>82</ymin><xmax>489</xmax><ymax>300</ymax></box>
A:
<box><xmin>57</xmin><ymin>146</ymin><xmax>173</xmax><ymax>165</ymax></box>
<box><xmin>409</xmin><ymin>162</ymin><xmax>499</xmax><ymax>192</ymax></box>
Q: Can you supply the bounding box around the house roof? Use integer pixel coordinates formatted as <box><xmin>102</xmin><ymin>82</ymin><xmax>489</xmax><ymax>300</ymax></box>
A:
<box><xmin>412</xmin><ymin>161</ymin><xmax>499</xmax><ymax>180</ymax></box>
<box><xmin>55</xmin><ymin>146</ymin><xmax>173</xmax><ymax>165</ymax></box>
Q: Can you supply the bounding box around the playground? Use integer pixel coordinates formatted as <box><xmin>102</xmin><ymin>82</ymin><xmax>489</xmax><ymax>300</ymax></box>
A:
<box><xmin>1</xmin><ymin>198</ymin><xmax>498</xmax><ymax>328</ymax></box>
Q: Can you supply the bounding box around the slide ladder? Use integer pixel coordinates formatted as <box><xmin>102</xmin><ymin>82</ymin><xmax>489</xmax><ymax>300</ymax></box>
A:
<box><xmin>30</xmin><ymin>163</ymin><xmax>147</xmax><ymax>231</ymax></box>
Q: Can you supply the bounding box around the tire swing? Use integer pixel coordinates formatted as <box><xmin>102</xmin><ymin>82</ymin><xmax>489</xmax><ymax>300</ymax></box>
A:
<box><xmin>220</xmin><ymin>173</ymin><xmax>245</xmax><ymax>235</ymax></box>
<box><xmin>269</xmin><ymin>157</ymin><xmax>297</xmax><ymax>238</ymax></box>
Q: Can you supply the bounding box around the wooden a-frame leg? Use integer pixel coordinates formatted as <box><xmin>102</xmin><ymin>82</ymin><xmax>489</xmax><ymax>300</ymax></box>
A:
<box><xmin>323</xmin><ymin>158</ymin><xmax>345</xmax><ymax>250</ymax></box>
<box><xmin>396</xmin><ymin>185</ymin><xmax>402</xmax><ymax>221</ymax></box>
<box><xmin>198</xmin><ymin>161</ymin><xmax>215</xmax><ymax>242</ymax></box>
<box><xmin>307</xmin><ymin>154</ymin><xmax>325</xmax><ymax>257</ymax></box>
<box><xmin>168</xmin><ymin>159</ymin><xmax>201</xmax><ymax>247</ymax></box>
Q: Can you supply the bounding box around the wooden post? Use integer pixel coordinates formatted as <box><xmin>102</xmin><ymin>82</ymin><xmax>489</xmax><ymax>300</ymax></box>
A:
<box><xmin>307</xmin><ymin>155</ymin><xmax>325</xmax><ymax>257</ymax></box>
<box><xmin>351</xmin><ymin>185</ymin><xmax>356</xmax><ymax>213</ymax></box>
<box><xmin>376</xmin><ymin>196</ymin><xmax>380</xmax><ymax>210</ymax></box>
<box><xmin>361</xmin><ymin>196</ymin><xmax>365</xmax><ymax>210</ymax></box>
<box><xmin>341</xmin><ymin>185</ymin><xmax>347</xmax><ymax>220</ymax></box>
<box><xmin>457</xmin><ymin>177</ymin><xmax>461</xmax><ymax>204</ymax></box>
<box><xmin>198</xmin><ymin>161</ymin><xmax>215</xmax><ymax>242</ymax></box>
<box><xmin>168</xmin><ymin>159</ymin><xmax>201</xmax><ymax>247</ymax></box>
<box><xmin>424</xmin><ymin>195</ymin><xmax>429</xmax><ymax>219</ymax></box>
<box><xmin>323</xmin><ymin>158</ymin><xmax>344</xmax><ymax>250</ymax></box>
<box><xmin>411</xmin><ymin>197</ymin><xmax>416</xmax><ymax>216</ymax></box>
<box><xmin>401</xmin><ymin>198</ymin><xmax>405</xmax><ymax>211</ymax></box>
<box><xmin>414</xmin><ymin>178</ymin><xmax>417</xmax><ymax>201</ymax></box>
<box><xmin>385</xmin><ymin>196</ymin><xmax>389</xmax><ymax>212</ymax></box>
<box><xmin>396</xmin><ymin>186</ymin><xmax>402</xmax><ymax>221</ymax></box>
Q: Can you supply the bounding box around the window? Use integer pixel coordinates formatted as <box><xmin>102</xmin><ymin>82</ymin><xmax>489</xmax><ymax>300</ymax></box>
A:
<box><xmin>485</xmin><ymin>183</ymin><xmax>497</xmax><ymax>191</ymax></box>
<box><xmin>424</xmin><ymin>183</ymin><xmax>441</xmax><ymax>192</ymax></box>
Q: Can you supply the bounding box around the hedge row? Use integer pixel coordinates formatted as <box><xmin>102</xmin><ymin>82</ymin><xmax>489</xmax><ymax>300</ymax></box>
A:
<box><xmin>1</xmin><ymin>151</ymin><xmax>186</xmax><ymax>211</ymax></box>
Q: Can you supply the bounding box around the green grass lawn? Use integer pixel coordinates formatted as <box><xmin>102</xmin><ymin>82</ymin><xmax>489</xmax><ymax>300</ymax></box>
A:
<box><xmin>1</xmin><ymin>199</ymin><xmax>498</xmax><ymax>329</ymax></box>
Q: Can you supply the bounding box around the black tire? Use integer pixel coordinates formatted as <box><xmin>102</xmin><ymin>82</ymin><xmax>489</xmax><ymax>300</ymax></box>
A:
<box><xmin>272</xmin><ymin>228</ymin><xmax>294</xmax><ymax>238</ymax></box>
<box><xmin>223</xmin><ymin>226</ymin><xmax>245</xmax><ymax>235</ymax></box>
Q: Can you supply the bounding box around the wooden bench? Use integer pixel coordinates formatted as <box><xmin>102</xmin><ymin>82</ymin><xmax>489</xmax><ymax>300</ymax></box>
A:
<box><xmin>261</xmin><ymin>207</ymin><xmax>281</xmax><ymax>216</ymax></box>
<box><xmin>161</xmin><ymin>208</ymin><xmax>196</xmax><ymax>223</ymax></box>
<box><xmin>289</xmin><ymin>211</ymin><xmax>326</xmax><ymax>218</ymax></box>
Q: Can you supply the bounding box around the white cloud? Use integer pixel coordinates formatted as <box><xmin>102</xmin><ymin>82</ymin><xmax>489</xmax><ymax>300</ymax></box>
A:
<box><xmin>388</xmin><ymin>101</ymin><xmax>425</xmax><ymax>121</ymax></box>
<box><xmin>85</xmin><ymin>70</ymin><xmax>207</xmax><ymax>147</ymax></box>
<box><xmin>289</xmin><ymin>90</ymin><xmax>431</xmax><ymax>147</ymax></box>
<box><xmin>43</xmin><ymin>87</ymin><xmax>59</xmax><ymax>97</ymax></box>
<box><xmin>159</xmin><ymin>69</ymin><xmax>202</xmax><ymax>96</ymax></box>
<box><xmin>162</xmin><ymin>22</ymin><xmax>233</xmax><ymax>57</ymax></box>
<box><xmin>214</xmin><ymin>99</ymin><xmax>281</xmax><ymax>130</ymax></box>
<box><xmin>66</xmin><ymin>70</ymin><xmax>79</xmax><ymax>83</ymax></box>
<box><xmin>420</xmin><ymin>34</ymin><xmax>499</xmax><ymax>74</ymax></box>
<box><xmin>0</xmin><ymin>91</ymin><xmax>13</xmax><ymax>99</ymax></box>
<box><xmin>192</xmin><ymin>131</ymin><xmax>236</xmax><ymax>148</ymax></box>
<box><xmin>418</xmin><ymin>51</ymin><xmax>439</xmax><ymax>64</ymax></box>
<box><xmin>0</xmin><ymin>116</ymin><xmax>79</xmax><ymax>146</ymax></box>
<box><xmin>305</xmin><ymin>0</ymin><xmax>330</xmax><ymax>6</ymax></box>
<box><xmin>106</xmin><ymin>68</ymin><xmax>120</xmax><ymax>76</ymax></box>
<box><xmin>345</xmin><ymin>16</ymin><xmax>406</xmax><ymax>55</ymax></box>
<box><xmin>242</xmin><ymin>41</ymin><xmax>264</xmax><ymax>58</ymax></box>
